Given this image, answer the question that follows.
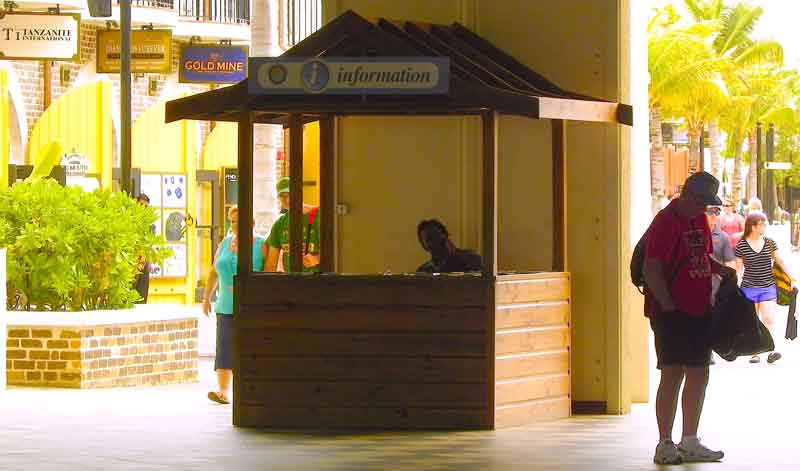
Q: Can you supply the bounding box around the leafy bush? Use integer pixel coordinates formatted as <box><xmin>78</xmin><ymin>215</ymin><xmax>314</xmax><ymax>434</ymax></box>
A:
<box><xmin>0</xmin><ymin>179</ymin><xmax>170</xmax><ymax>311</ymax></box>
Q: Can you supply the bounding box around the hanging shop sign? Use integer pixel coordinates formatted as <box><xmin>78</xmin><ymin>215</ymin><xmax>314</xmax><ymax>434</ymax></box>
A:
<box><xmin>248</xmin><ymin>57</ymin><xmax>450</xmax><ymax>95</ymax></box>
<box><xmin>0</xmin><ymin>12</ymin><xmax>80</xmax><ymax>61</ymax></box>
<box><xmin>96</xmin><ymin>29</ymin><xmax>172</xmax><ymax>74</ymax></box>
<box><xmin>179</xmin><ymin>44</ymin><xmax>248</xmax><ymax>84</ymax></box>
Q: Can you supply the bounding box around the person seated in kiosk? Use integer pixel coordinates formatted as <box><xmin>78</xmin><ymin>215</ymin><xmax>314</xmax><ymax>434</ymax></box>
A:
<box><xmin>416</xmin><ymin>219</ymin><xmax>483</xmax><ymax>273</ymax></box>
<box><xmin>266</xmin><ymin>177</ymin><xmax>321</xmax><ymax>272</ymax></box>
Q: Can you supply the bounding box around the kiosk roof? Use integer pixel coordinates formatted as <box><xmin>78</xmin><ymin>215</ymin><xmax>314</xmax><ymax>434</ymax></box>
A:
<box><xmin>165</xmin><ymin>10</ymin><xmax>632</xmax><ymax>126</ymax></box>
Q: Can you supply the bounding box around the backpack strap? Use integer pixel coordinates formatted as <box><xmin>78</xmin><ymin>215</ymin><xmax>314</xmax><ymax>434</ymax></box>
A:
<box><xmin>304</xmin><ymin>207</ymin><xmax>319</xmax><ymax>255</ymax></box>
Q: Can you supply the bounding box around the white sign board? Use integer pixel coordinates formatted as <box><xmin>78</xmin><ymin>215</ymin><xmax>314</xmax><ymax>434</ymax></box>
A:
<box><xmin>764</xmin><ymin>161</ymin><xmax>791</xmax><ymax>170</ymax></box>
<box><xmin>162</xmin><ymin>174</ymin><xmax>187</xmax><ymax>208</ymax></box>
<box><xmin>140</xmin><ymin>173</ymin><xmax>162</xmax><ymax>207</ymax></box>
<box><xmin>249</xmin><ymin>57</ymin><xmax>450</xmax><ymax>95</ymax></box>
<box><xmin>0</xmin><ymin>13</ymin><xmax>80</xmax><ymax>61</ymax></box>
<box><xmin>162</xmin><ymin>244</ymin><xmax>187</xmax><ymax>278</ymax></box>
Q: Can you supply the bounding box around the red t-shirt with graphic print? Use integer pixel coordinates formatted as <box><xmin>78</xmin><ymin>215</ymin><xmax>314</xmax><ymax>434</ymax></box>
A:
<box><xmin>644</xmin><ymin>200</ymin><xmax>713</xmax><ymax>317</ymax></box>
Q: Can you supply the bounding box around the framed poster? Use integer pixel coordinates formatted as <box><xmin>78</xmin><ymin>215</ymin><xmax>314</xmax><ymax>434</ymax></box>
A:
<box><xmin>140</xmin><ymin>173</ymin><xmax>162</xmax><ymax>207</ymax></box>
<box><xmin>162</xmin><ymin>244</ymin><xmax>187</xmax><ymax>278</ymax></box>
<box><xmin>149</xmin><ymin>245</ymin><xmax>164</xmax><ymax>278</ymax></box>
<box><xmin>162</xmin><ymin>174</ymin><xmax>187</xmax><ymax>208</ymax></box>
<box><xmin>163</xmin><ymin>210</ymin><xmax>186</xmax><ymax>242</ymax></box>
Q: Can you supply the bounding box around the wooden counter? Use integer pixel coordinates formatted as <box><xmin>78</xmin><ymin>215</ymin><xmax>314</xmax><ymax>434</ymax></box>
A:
<box><xmin>234</xmin><ymin>272</ymin><xmax>569</xmax><ymax>430</ymax></box>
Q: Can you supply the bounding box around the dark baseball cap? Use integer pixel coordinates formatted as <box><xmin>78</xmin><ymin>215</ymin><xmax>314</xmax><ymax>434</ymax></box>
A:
<box><xmin>684</xmin><ymin>171</ymin><xmax>722</xmax><ymax>205</ymax></box>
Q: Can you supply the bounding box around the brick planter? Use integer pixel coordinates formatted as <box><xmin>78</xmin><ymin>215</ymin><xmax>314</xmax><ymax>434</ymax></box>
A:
<box><xmin>5</xmin><ymin>306</ymin><xmax>199</xmax><ymax>388</ymax></box>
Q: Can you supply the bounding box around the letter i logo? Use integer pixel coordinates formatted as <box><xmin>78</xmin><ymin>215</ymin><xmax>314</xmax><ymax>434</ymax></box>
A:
<box><xmin>301</xmin><ymin>60</ymin><xmax>330</xmax><ymax>93</ymax></box>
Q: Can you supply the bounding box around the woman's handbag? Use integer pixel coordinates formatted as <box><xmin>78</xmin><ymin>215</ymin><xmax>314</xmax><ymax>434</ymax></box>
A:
<box><xmin>773</xmin><ymin>256</ymin><xmax>793</xmax><ymax>306</ymax></box>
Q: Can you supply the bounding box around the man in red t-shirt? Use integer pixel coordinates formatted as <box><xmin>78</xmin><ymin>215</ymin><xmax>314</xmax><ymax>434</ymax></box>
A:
<box><xmin>644</xmin><ymin>172</ymin><xmax>736</xmax><ymax>465</ymax></box>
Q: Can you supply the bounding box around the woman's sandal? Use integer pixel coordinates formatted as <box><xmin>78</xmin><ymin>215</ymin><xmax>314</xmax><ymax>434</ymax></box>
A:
<box><xmin>767</xmin><ymin>352</ymin><xmax>782</xmax><ymax>364</ymax></box>
<box><xmin>749</xmin><ymin>355</ymin><xmax>761</xmax><ymax>364</ymax></box>
<box><xmin>208</xmin><ymin>391</ymin><xmax>230</xmax><ymax>404</ymax></box>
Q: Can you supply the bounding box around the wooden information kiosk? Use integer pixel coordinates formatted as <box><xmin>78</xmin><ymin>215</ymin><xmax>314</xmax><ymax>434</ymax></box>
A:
<box><xmin>166</xmin><ymin>11</ymin><xmax>632</xmax><ymax>430</ymax></box>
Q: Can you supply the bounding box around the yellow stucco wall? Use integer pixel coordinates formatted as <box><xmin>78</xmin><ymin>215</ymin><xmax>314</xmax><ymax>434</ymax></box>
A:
<box><xmin>132</xmin><ymin>101</ymin><xmax>198</xmax><ymax>305</ymax></box>
<box><xmin>27</xmin><ymin>80</ymin><xmax>113</xmax><ymax>190</ymax></box>
<box><xmin>324</xmin><ymin>0</ymin><xmax>640</xmax><ymax>412</ymax></box>
<box><xmin>0</xmin><ymin>70</ymin><xmax>8</xmax><ymax>188</ymax></box>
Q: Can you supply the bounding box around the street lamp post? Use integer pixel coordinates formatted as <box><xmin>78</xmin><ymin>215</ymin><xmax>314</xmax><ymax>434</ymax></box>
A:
<box><xmin>120</xmin><ymin>0</ymin><xmax>132</xmax><ymax>195</ymax></box>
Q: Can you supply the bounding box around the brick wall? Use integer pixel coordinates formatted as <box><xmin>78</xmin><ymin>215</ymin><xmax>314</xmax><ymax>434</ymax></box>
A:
<box><xmin>6</xmin><ymin>318</ymin><xmax>199</xmax><ymax>388</ymax></box>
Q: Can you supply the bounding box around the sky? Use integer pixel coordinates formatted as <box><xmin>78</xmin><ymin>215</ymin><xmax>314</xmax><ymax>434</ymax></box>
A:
<box><xmin>650</xmin><ymin>0</ymin><xmax>800</xmax><ymax>68</ymax></box>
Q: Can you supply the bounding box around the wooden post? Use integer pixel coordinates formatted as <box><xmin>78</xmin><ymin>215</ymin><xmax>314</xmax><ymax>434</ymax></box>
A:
<box><xmin>319</xmin><ymin>115</ymin><xmax>335</xmax><ymax>272</ymax></box>
<box><xmin>233</xmin><ymin>111</ymin><xmax>253</xmax><ymax>428</ymax></box>
<box><xmin>481</xmin><ymin>110</ymin><xmax>498</xmax><ymax>429</ymax></box>
<box><xmin>289</xmin><ymin>114</ymin><xmax>304</xmax><ymax>273</ymax></box>
<box><xmin>237</xmin><ymin>113</ymin><xmax>254</xmax><ymax>277</ymax></box>
<box><xmin>552</xmin><ymin>119</ymin><xmax>567</xmax><ymax>272</ymax></box>
<box><xmin>482</xmin><ymin>110</ymin><xmax>498</xmax><ymax>277</ymax></box>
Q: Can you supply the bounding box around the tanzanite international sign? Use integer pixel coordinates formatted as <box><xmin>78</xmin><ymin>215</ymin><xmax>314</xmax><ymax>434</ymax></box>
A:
<box><xmin>179</xmin><ymin>44</ymin><xmax>248</xmax><ymax>84</ymax></box>
<box><xmin>248</xmin><ymin>57</ymin><xmax>450</xmax><ymax>95</ymax></box>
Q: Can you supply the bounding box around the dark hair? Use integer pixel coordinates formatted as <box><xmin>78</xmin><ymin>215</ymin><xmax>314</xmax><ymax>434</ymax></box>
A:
<box><xmin>417</xmin><ymin>219</ymin><xmax>449</xmax><ymax>249</ymax></box>
<box><xmin>136</xmin><ymin>193</ymin><xmax>150</xmax><ymax>204</ymax></box>
<box><xmin>743</xmin><ymin>211</ymin><xmax>767</xmax><ymax>238</ymax></box>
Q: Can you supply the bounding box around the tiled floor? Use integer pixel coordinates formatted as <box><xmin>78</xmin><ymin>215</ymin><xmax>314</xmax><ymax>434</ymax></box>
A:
<box><xmin>1</xmin><ymin>346</ymin><xmax>800</xmax><ymax>471</ymax></box>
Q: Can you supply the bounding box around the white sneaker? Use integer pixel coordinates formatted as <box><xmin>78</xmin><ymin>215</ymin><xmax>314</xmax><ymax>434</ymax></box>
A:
<box><xmin>678</xmin><ymin>438</ymin><xmax>724</xmax><ymax>462</ymax></box>
<box><xmin>653</xmin><ymin>440</ymin><xmax>682</xmax><ymax>465</ymax></box>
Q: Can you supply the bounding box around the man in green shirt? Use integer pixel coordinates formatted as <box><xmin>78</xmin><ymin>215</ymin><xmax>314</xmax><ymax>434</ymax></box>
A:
<box><xmin>266</xmin><ymin>177</ymin><xmax>321</xmax><ymax>272</ymax></box>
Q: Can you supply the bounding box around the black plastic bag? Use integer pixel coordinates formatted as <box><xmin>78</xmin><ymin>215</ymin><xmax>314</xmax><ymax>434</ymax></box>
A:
<box><xmin>711</xmin><ymin>276</ymin><xmax>775</xmax><ymax>362</ymax></box>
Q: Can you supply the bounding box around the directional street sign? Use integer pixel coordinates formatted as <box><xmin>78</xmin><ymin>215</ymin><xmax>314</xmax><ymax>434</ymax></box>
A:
<box><xmin>764</xmin><ymin>161</ymin><xmax>792</xmax><ymax>170</ymax></box>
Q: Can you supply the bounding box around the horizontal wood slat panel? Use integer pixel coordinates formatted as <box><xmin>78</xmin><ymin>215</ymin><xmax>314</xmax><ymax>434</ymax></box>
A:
<box><xmin>240</xmin><ymin>331</ymin><xmax>488</xmax><ymax>357</ymax></box>
<box><xmin>494</xmin><ymin>397</ymin><xmax>571</xmax><ymax>429</ymax></box>
<box><xmin>240</xmin><ymin>356</ymin><xmax>488</xmax><ymax>383</ymax></box>
<box><xmin>240</xmin><ymin>275</ymin><xmax>490</xmax><ymax>307</ymax></box>
<box><xmin>239</xmin><ymin>305</ymin><xmax>488</xmax><ymax>332</ymax></box>
<box><xmin>495</xmin><ymin>302</ymin><xmax>569</xmax><ymax>330</ymax></box>
<box><xmin>495</xmin><ymin>374</ymin><xmax>569</xmax><ymax>406</ymax></box>
<box><xmin>495</xmin><ymin>327</ymin><xmax>569</xmax><ymax>355</ymax></box>
<box><xmin>495</xmin><ymin>351</ymin><xmax>570</xmax><ymax>380</ymax></box>
<box><xmin>240</xmin><ymin>381</ymin><xmax>488</xmax><ymax>408</ymax></box>
<box><xmin>495</xmin><ymin>277</ymin><xmax>569</xmax><ymax>305</ymax></box>
<box><xmin>237</xmin><ymin>405</ymin><xmax>489</xmax><ymax>430</ymax></box>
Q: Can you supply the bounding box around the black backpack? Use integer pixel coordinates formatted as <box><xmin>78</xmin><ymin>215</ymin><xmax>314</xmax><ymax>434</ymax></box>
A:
<box><xmin>630</xmin><ymin>233</ymin><xmax>649</xmax><ymax>294</ymax></box>
<box><xmin>630</xmin><ymin>206</ymin><xmax>686</xmax><ymax>295</ymax></box>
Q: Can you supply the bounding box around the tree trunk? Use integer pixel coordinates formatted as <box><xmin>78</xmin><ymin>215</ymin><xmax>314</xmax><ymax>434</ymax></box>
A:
<box><xmin>688</xmin><ymin>126</ymin><xmax>701</xmax><ymax>173</ymax></box>
<box><xmin>732</xmin><ymin>135</ymin><xmax>743</xmax><ymax>205</ymax></box>
<box><xmin>709</xmin><ymin>121</ymin><xmax>722</xmax><ymax>182</ymax></box>
<box><xmin>650</xmin><ymin>105</ymin><xmax>666</xmax><ymax>198</ymax></box>
<box><xmin>748</xmin><ymin>132</ymin><xmax>759</xmax><ymax>200</ymax></box>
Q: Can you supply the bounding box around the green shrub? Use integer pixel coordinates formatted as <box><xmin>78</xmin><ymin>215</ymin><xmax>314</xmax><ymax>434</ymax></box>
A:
<box><xmin>0</xmin><ymin>179</ymin><xmax>170</xmax><ymax>311</ymax></box>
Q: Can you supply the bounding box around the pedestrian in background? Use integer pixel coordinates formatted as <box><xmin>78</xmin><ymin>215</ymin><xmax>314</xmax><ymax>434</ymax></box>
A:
<box><xmin>202</xmin><ymin>206</ymin><xmax>267</xmax><ymax>404</ymax></box>
<box><xmin>735</xmin><ymin>211</ymin><xmax>793</xmax><ymax>365</ymax></box>
<box><xmin>134</xmin><ymin>193</ymin><xmax>152</xmax><ymax>303</ymax></box>
<box><xmin>719</xmin><ymin>198</ymin><xmax>744</xmax><ymax>249</ymax></box>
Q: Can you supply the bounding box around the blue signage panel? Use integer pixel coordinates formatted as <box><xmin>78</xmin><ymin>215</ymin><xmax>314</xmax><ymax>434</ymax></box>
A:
<box><xmin>179</xmin><ymin>45</ymin><xmax>248</xmax><ymax>84</ymax></box>
<box><xmin>248</xmin><ymin>57</ymin><xmax>450</xmax><ymax>95</ymax></box>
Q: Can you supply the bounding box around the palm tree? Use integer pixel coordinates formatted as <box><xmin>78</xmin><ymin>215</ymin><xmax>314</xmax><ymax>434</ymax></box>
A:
<box><xmin>686</xmin><ymin>1</ymin><xmax>784</xmax><ymax>200</ymax></box>
<box><xmin>648</xmin><ymin>7</ymin><xmax>720</xmax><ymax>197</ymax></box>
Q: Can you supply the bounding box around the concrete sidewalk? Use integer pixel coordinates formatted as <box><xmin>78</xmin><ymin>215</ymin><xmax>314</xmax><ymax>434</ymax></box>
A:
<box><xmin>2</xmin><ymin>351</ymin><xmax>800</xmax><ymax>470</ymax></box>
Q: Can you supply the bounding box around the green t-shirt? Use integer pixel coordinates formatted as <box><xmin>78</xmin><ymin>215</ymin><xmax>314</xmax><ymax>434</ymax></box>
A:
<box><xmin>267</xmin><ymin>209</ymin><xmax>321</xmax><ymax>272</ymax></box>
